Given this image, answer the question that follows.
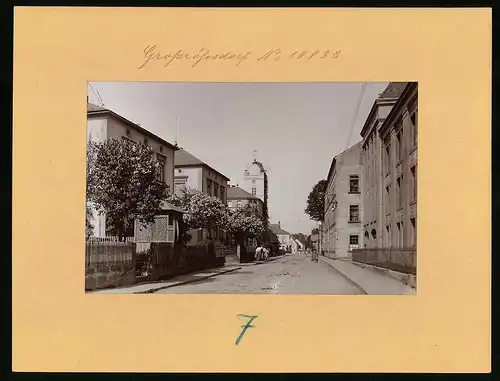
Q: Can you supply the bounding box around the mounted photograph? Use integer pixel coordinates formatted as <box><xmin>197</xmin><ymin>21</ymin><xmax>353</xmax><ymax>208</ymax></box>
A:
<box><xmin>85</xmin><ymin>81</ymin><xmax>418</xmax><ymax>295</ymax></box>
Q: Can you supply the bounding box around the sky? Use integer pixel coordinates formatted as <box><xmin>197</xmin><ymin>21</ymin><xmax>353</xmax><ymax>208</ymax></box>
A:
<box><xmin>88</xmin><ymin>82</ymin><xmax>388</xmax><ymax>235</ymax></box>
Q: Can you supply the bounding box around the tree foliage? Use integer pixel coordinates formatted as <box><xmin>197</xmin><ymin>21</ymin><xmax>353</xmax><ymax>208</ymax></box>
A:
<box><xmin>227</xmin><ymin>203</ymin><xmax>265</xmax><ymax>237</ymax></box>
<box><xmin>305</xmin><ymin>179</ymin><xmax>327</xmax><ymax>222</ymax></box>
<box><xmin>291</xmin><ymin>233</ymin><xmax>307</xmax><ymax>245</ymax></box>
<box><xmin>86</xmin><ymin>138</ymin><xmax>169</xmax><ymax>240</ymax></box>
<box><xmin>166</xmin><ymin>188</ymin><xmax>228</xmax><ymax>239</ymax></box>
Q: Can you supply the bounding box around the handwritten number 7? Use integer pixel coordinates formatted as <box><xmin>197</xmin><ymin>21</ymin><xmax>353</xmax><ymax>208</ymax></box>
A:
<box><xmin>235</xmin><ymin>314</ymin><xmax>258</xmax><ymax>345</ymax></box>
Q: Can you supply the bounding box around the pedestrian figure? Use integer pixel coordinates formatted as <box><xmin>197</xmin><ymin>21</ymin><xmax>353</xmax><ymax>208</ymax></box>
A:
<box><xmin>263</xmin><ymin>247</ymin><xmax>269</xmax><ymax>260</ymax></box>
<box><xmin>255</xmin><ymin>245</ymin><xmax>263</xmax><ymax>261</ymax></box>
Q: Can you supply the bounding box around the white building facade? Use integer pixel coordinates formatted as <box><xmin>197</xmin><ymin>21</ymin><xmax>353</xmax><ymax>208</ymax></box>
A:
<box><xmin>323</xmin><ymin>142</ymin><xmax>364</xmax><ymax>259</ymax></box>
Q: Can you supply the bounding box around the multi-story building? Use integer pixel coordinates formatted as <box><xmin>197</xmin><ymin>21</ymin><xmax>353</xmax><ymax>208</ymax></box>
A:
<box><xmin>270</xmin><ymin>222</ymin><xmax>293</xmax><ymax>251</ymax></box>
<box><xmin>227</xmin><ymin>185</ymin><xmax>264</xmax><ymax>216</ymax></box>
<box><xmin>323</xmin><ymin>141</ymin><xmax>363</xmax><ymax>259</ymax></box>
<box><xmin>359</xmin><ymin>82</ymin><xmax>408</xmax><ymax>249</ymax></box>
<box><xmin>379</xmin><ymin>82</ymin><xmax>418</xmax><ymax>250</ymax></box>
<box><xmin>174</xmin><ymin>148</ymin><xmax>230</xmax><ymax>244</ymax></box>
<box><xmin>86</xmin><ymin>102</ymin><xmax>179</xmax><ymax>239</ymax></box>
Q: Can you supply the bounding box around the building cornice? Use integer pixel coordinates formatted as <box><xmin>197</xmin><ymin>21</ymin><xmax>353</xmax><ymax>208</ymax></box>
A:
<box><xmin>87</xmin><ymin>110</ymin><xmax>179</xmax><ymax>151</ymax></box>
<box><xmin>378</xmin><ymin>82</ymin><xmax>418</xmax><ymax>138</ymax></box>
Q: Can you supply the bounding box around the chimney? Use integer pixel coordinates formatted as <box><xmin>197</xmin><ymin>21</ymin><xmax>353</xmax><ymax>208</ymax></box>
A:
<box><xmin>278</xmin><ymin>221</ymin><xmax>281</xmax><ymax>227</ymax></box>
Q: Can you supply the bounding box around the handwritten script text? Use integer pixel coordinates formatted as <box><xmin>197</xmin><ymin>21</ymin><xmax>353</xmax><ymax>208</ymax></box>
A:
<box><xmin>138</xmin><ymin>45</ymin><xmax>342</xmax><ymax>69</ymax></box>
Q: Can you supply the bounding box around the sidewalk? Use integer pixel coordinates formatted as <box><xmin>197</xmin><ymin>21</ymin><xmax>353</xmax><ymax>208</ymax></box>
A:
<box><xmin>88</xmin><ymin>265</ymin><xmax>242</xmax><ymax>294</ymax></box>
<box><xmin>320</xmin><ymin>256</ymin><xmax>415</xmax><ymax>295</ymax></box>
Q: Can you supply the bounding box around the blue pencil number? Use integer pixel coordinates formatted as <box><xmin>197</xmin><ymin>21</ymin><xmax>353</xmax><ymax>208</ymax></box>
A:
<box><xmin>235</xmin><ymin>314</ymin><xmax>258</xmax><ymax>345</ymax></box>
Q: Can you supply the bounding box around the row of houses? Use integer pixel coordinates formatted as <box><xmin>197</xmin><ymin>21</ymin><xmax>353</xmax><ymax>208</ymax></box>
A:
<box><xmin>320</xmin><ymin>82</ymin><xmax>418</xmax><ymax>263</ymax></box>
<box><xmin>86</xmin><ymin>101</ymin><xmax>295</xmax><ymax>250</ymax></box>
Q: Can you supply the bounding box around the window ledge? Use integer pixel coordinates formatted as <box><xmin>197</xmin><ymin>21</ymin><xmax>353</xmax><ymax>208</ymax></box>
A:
<box><xmin>396</xmin><ymin>207</ymin><xmax>403</xmax><ymax>212</ymax></box>
<box><xmin>397</xmin><ymin>160</ymin><xmax>403</xmax><ymax>166</ymax></box>
<box><xmin>348</xmin><ymin>191</ymin><xmax>361</xmax><ymax>194</ymax></box>
<box><xmin>348</xmin><ymin>221</ymin><xmax>361</xmax><ymax>224</ymax></box>
<box><xmin>410</xmin><ymin>200</ymin><xmax>417</xmax><ymax>206</ymax></box>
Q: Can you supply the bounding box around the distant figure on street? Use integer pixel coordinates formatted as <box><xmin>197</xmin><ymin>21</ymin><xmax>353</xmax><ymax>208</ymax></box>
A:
<box><xmin>255</xmin><ymin>245</ymin><xmax>263</xmax><ymax>261</ymax></box>
<box><xmin>263</xmin><ymin>247</ymin><xmax>269</xmax><ymax>260</ymax></box>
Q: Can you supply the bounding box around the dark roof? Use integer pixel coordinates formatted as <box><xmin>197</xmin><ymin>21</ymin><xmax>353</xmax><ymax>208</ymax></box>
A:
<box><xmin>174</xmin><ymin>149</ymin><xmax>231</xmax><ymax>181</ymax></box>
<box><xmin>270</xmin><ymin>224</ymin><xmax>290</xmax><ymax>235</ymax></box>
<box><xmin>379</xmin><ymin>82</ymin><xmax>409</xmax><ymax>99</ymax></box>
<box><xmin>379</xmin><ymin>82</ymin><xmax>417</xmax><ymax>137</ymax></box>
<box><xmin>227</xmin><ymin>186</ymin><xmax>261</xmax><ymax>200</ymax></box>
<box><xmin>359</xmin><ymin>82</ymin><xmax>408</xmax><ymax>139</ymax></box>
<box><xmin>87</xmin><ymin>102</ymin><xmax>178</xmax><ymax>151</ymax></box>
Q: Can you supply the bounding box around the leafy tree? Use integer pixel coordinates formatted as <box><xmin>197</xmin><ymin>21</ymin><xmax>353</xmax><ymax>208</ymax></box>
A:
<box><xmin>227</xmin><ymin>203</ymin><xmax>265</xmax><ymax>239</ymax></box>
<box><xmin>291</xmin><ymin>233</ymin><xmax>307</xmax><ymax>245</ymax></box>
<box><xmin>87</xmin><ymin>138</ymin><xmax>169</xmax><ymax>241</ymax></box>
<box><xmin>85</xmin><ymin>203</ymin><xmax>94</xmax><ymax>239</ymax></box>
<box><xmin>305</xmin><ymin>235</ymin><xmax>313</xmax><ymax>250</ymax></box>
<box><xmin>166</xmin><ymin>188</ymin><xmax>228</xmax><ymax>240</ymax></box>
<box><xmin>305</xmin><ymin>179</ymin><xmax>327</xmax><ymax>222</ymax></box>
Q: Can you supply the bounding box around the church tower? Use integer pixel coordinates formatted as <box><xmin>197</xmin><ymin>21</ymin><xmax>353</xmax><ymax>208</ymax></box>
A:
<box><xmin>243</xmin><ymin>150</ymin><xmax>266</xmax><ymax>203</ymax></box>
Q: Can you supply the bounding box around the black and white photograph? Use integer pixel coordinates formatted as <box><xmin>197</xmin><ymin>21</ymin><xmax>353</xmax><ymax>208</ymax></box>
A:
<box><xmin>85</xmin><ymin>81</ymin><xmax>418</xmax><ymax>295</ymax></box>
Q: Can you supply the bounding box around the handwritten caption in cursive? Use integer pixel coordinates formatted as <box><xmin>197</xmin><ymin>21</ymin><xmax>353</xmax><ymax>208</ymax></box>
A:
<box><xmin>235</xmin><ymin>314</ymin><xmax>258</xmax><ymax>345</ymax></box>
<box><xmin>138</xmin><ymin>45</ymin><xmax>342</xmax><ymax>69</ymax></box>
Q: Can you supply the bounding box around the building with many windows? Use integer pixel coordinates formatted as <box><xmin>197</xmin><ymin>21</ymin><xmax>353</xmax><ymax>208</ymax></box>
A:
<box><xmin>227</xmin><ymin>185</ymin><xmax>264</xmax><ymax>216</ymax></box>
<box><xmin>86</xmin><ymin>102</ymin><xmax>180</xmax><ymax>241</ymax></box>
<box><xmin>354</xmin><ymin>82</ymin><xmax>418</xmax><ymax>276</ymax></box>
<box><xmin>323</xmin><ymin>141</ymin><xmax>363</xmax><ymax>259</ymax></box>
<box><xmin>173</xmin><ymin>148</ymin><xmax>230</xmax><ymax>244</ymax></box>
<box><xmin>359</xmin><ymin>82</ymin><xmax>408</xmax><ymax>249</ymax></box>
<box><xmin>379</xmin><ymin>82</ymin><xmax>418</xmax><ymax>250</ymax></box>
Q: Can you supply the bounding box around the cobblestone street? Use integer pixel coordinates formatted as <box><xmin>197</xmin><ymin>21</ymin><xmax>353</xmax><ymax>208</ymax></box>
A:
<box><xmin>155</xmin><ymin>253</ymin><xmax>364</xmax><ymax>294</ymax></box>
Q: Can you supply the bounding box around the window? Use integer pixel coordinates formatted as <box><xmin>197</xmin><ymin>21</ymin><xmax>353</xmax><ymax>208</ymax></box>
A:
<box><xmin>220</xmin><ymin>186</ymin><xmax>225</xmax><ymax>202</ymax></box>
<box><xmin>252</xmin><ymin>187</ymin><xmax>256</xmax><ymax>195</ymax></box>
<box><xmin>126</xmin><ymin>129</ymin><xmax>131</xmax><ymax>137</ymax></box>
<box><xmin>385</xmin><ymin>185</ymin><xmax>391</xmax><ymax>214</ymax></box>
<box><xmin>349</xmin><ymin>235</ymin><xmax>359</xmax><ymax>251</ymax></box>
<box><xmin>160</xmin><ymin>146</ymin><xmax>163</xmax><ymax>153</ymax></box>
<box><xmin>237</xmin><ymin>201</ymin><xmax>242</xmax><ymax>208</ymax></box>
<box><xmin>385</xmin><ymin>225</ymin><xmax>391</xmax><ymax>246</ymax></box>
<box><xmin>397</xmin><ymin>176</ymin><xmax>403</xmax><ymax>209</ymax></box>
<box><xmin>411</xmin><ymin>218</ymin><xmax>416</xmax><ymax>248</ymax></box>
<box><xmin>228</xmin><ymin>201</ymin><xmax>233</xmax><ymax>208</ymax></box>
<box><xmin>410</xmin><ymin>166</ymin><xmax>417</xmax><ymax>203</ymax></box>
<box><xmin>410</xmin><ymin>111</ymin><xmax>418</xmax><ymax>147</ymax></box>
<box><xmin>385</xmin><ymin>143</ymin><xmax>391</xmax><ymax>173</ymax></box>
<box><xmin>144</xmin><ymin>137</ymin><xmax>148</xmax><ymax>146</ymax></box>
<box><xmin>349</xmin><ymin>205</ymin><xmax>360</xmax><ymax>223</ymax></box>
<box><xmin>252</xmin><ymin>180</ymin><xmax>256</xmax><ymax>184</ymax></box>
<box><xmin>207</xmin><ymin>179</ymin><xmax>213</xmax><ymax>195</ymax></box>
<box><xmin>396</xmin><ymin>131</ymin><xmax>402</xmax><ymax>162</ymax></box>
<box><xmin>158</xmin><ymin>162</ymin><xmax>165</xmax><ymax>183</ymax></box>
<box><xmin>349</xmin><ymin>175</ymin><xmax>360</xmax><ymax>193</ymax></box>
<box><xmin>214</xmin><ymin>183</ymin><xmax>219</xmax><ymax>198</ymax></box>
<box><xmin>397</xmin><ymin>222</ymin><xmax>404</xmax><ymax>247</ymax></box>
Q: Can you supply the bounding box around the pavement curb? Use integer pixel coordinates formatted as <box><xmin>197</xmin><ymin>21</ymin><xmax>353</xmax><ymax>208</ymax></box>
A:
<box><xmin>136</xmin><ymin>266</ymin><xmax>243</xmax><ymax>294</ymax></box>
<box><xmin>319</xmin><ymin>257</ymin><xmax>368</xmax><ymax>295</ymax></box>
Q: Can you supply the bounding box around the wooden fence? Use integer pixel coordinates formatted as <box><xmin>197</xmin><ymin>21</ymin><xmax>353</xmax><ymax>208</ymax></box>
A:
<box><xmin>85</xmin><ymin>237</ymin><xmax>137</xmax><ymax>290</ymax></box>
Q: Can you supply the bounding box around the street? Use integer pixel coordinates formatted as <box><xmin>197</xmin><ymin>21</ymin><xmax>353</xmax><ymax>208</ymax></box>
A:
<box><xmin>155</xmin><ymin>253</ymin><xmax>364</xmax><ymax>294</ymax></box>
